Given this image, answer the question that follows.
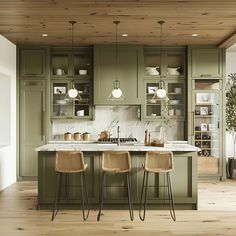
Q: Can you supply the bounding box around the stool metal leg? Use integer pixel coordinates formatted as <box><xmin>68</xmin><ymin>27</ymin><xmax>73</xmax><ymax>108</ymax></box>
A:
<box><xmin>126</xmin><ymin>172</ymin><xmax>134</xmax><ymax>221</ymax></box>
<box><xmin>80</xmin><ymin>172</ymin><xmax>90</xmax><ymax>221</ymax></box>
<box><xmin>97</xmin><ymin>171</ymin><xmax>105</xmax><ymax>221</ymax></box>
<box><xmin>166</xmin><ymin>172</ymin><xmax>176</xmax><ymax>221</ymax></box>
<box><xmin>139</xmin><ymin>170</ymin><xmax>149</xmax><ymax>221</ymax></box>
<box><xmin>52</xmin><ymin>172</ymin><xmax>62</xmax><ymax>221</ymax></box>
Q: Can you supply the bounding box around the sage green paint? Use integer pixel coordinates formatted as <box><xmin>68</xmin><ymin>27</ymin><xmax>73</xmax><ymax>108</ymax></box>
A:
<box><xmin>38</xmin><ymin>151</ymin><xmax>197</xmax><ymax>209</ymax></box>
<box><xmin>19</xmin><ymin>80</ymin><xmax>46</xmax><ymax>177</ymax></box>
<box><xmin>190</xmin><ymin>48</ymin><xmax>223</xmax><ymax>78</ymax></box>
<box><xmin>94</xmin><ymin>45</ymin><xmax>143</xmax><ymax>105</ymax></box>
<box><xmin>50</xmin><ymin>47</ymin><xmax>94</xmax><ymax>120</ymax></box>
<box><xmin>187</xmin><ymin>46</ymin><xmax>226</xmax><ymax>180</ymax></box>
<box><xmin>20</xmin><ymin>49</ymin><xmax>46</xmax><ymax>77</ymax></box>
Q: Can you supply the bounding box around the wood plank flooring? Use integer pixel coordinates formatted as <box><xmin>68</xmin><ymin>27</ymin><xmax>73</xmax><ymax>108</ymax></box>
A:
<box><xmin>0</xmin><ymin>181</ymin><xmax>236</xmax><ymax>236</ymax></box>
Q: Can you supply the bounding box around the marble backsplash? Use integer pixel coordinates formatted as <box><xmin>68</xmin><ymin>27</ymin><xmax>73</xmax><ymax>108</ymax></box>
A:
<box><xmin>52</xmin><ymin>106</ymin><xmax>185</xmax><ymax>141</ymax></box>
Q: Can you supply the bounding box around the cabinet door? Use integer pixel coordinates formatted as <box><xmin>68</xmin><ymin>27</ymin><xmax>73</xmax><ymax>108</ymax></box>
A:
<box><xmin>94</xmin><ymin>45</ymin><xmax>143</xmax><ymax>105</ymax></box>
<box><xmin>51</xmin><ymin>81</ymin><xmax>70</xmax><ymax>118</ymax></box>
<box><xmin>20</xmin><ymin>49</ymin><xmax>46</xmax><ymax>77</ymax></box>
<box><xmin>190</xmin><ymin>80</ymin><xmax>223</xmax><ymax>177</ymax></box>
<box><xmin>190</xmin><ymin>48</ymin><xmax>223</xmax><ymax>78</ymax></box>
<box><xmin>20</xmin><ymin>80</ymin><xmax>46</xmax><ymax>177</ymax></box>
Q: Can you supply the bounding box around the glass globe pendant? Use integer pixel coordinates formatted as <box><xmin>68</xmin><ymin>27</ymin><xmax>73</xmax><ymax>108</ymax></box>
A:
<box><xmin>108</xmin><ymin>20</ymin><xmax>124</xmax><ymax>101</ymax></box>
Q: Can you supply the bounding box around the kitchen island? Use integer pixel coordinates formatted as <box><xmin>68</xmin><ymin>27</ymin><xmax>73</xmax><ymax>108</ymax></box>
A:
<box><xmin>36</xmin><ymin>142</ymin><xmax>199</xmax><ymax>210</ymax></box>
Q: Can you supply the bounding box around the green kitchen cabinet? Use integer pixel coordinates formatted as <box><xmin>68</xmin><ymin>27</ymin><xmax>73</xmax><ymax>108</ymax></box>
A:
<box><xmin>143</xmin><ymin>47</ymin><xmax>186</xmax><ymax>79</ymax></box>
<box><xmin>20</xmin><ymin>48</ymin><xmax>46</xmax><ymax>77</ymax></box>
<box><xmin>188</xmin><ymin>46</ymin><xmax>226</xmax><ymax>180</ymax></box>
<box><xmin>188</xmin><ymin>79</ymin><xmax>226</xmax><ymax>180</ymax></box>
<box><xmin>38</xmin><ymin>151</ymin><xmax>197</xmax><ymax>209</ymax></box>
<box><xmin>189</xmin><ymin>47</ymin><xmax>225</xmax><ymax>78</ymax></box>
<box><xmin>142</xmin><ymin>79</ymin><xmax>185</xmax><ymax>121</ymax></box>
<box><xmin>50</xmin><ymin>47</ymin><xmax>94</xmax><ymax>120</ymax></box>
<box><xmin>94</xmin><ymin>45</ymin><xmax>143</xmax><ymax>105</ymax></box>
<box><xmin>51</xmin><ymin>47</ymin><xmax>93</xmax><ymax>79</ymax></box>
<box><xmin>19</xmin><ymin>80</ymin><xmax>46</xmax><ymax>177</ymax></box>
<box><xmin>51</xmin><ymin>80</ymin><xmax>94</xmax><ymax>120</ymax></box>
<box><xmin>38</xmin><ymin>151</ymin><xmax>100</xmax><ymax>205</ymax></box>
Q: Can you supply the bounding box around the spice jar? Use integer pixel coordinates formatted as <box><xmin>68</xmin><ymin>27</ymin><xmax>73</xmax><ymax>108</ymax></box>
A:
<box><xmin>64</xmin><ymin>132</ymin><xmax>73</xmax><ymax>141</ymax></box>
<box><xmin>74</xmin><ymin>132</ymin><xmax>82</xmax><ymax>141</ymax></box>
<box><xmin>83</xmin><ymin>132</ymin><xmax>90</xmax><ymax>141</ymax></box>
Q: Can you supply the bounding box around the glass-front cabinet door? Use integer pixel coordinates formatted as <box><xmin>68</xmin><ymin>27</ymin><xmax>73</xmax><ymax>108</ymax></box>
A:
<box><xmin>143</xmin><ymin>80</ymin><xmax>185</xmax><ymax>121</ymax></box>
<box><xmin>51</xmin><ymin>80</ymin><xmax>93</xmax><ymax>120</ymax></box>
<box><xmin>51</xmin><ymin>81</ymin><xmax>70</xmax><ymax>118</ymax></box>
<box><xmin>73</xmin><ymin>81</ymin><xmax>92</xmax><ymax>119</ymax></box>
<box><xmin>191</xmin><ymin>80</ymin><xmax>223</xmax><ymax>176</ymax></box>
<box><xmin>144</xmin><ymin>82</ymin><xmax>163</xmax><ymax>119</ymax></box>
<box><xmin>167</xmin><ymin>81</ymin><xmax>185</xmax><ymax>118</ymax></box>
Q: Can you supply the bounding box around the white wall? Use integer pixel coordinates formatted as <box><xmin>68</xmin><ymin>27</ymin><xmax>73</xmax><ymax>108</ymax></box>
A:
<box><xmin>0</xmin><ymin>35</ymin><xmax>16</xmax><ymax>191</ymax></box>
<box><xmin>226</xmin><ymin>49</ymin><xmax>236</xmax><ymax>158</ymax></box>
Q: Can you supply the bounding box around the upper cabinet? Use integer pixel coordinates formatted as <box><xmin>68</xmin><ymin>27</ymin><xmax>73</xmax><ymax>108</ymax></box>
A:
<box><xmin>50</xmin><ymin>47</ymin><xmax>94</xmax><ymax>120</ymax></box>
<box><xmin>94</xmin><ymin>45</ymin><xmax>143</xmax><ymax>105</ymax></box>
<box><xmin>189</xmin><ymin>47</ymin><xmax>225</xmax><ymax>78</ymax></box>
<box><xmin>20</xmin><ymin>48</ymin><xmax>46</xmax><ymax>77</ymax></box>
<box><xmin>51</xmin><ymin>47</ymin><xmax>92</xmax><ymax>79</ymax></box>
<box><xmin>143</xmin><ymin>47</ymin><xmax>186</xmax><ymax>79</ymax></box>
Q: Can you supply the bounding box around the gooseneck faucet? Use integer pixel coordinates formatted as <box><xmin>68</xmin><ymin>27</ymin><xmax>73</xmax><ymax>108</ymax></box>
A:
<box><xmin>117</xmin><ymin>126</ymin><xmax>120</xmax><ymax>146</ymax></box>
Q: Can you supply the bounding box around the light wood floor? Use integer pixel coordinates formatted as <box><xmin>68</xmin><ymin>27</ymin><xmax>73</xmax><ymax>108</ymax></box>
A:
<box><xmin>1</xmin><ymin>181</ymin><xmax>236</xmax><ymax>236</ymax></box>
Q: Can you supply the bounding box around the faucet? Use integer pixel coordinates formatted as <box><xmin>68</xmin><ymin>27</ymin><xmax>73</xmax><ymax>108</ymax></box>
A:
<box><xmin>117</xmin><ymin>126</ymin><xmax>120</xmax><ymax>146</ymax></box>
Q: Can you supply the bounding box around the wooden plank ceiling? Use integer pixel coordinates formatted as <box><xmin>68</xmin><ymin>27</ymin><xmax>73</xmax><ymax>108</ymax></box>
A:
<box><xmin>0</xmin><ymin>0</ymin><xmax>236</xmax><ymax>46</ymax></box>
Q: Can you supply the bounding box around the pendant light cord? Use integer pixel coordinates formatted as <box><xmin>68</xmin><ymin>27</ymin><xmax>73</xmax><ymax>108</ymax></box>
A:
<box><xmin>69</xmin><ymin>20</ymin><xmax>76</xmax><ymax>54</ymax></box>
<box><xmin>113</xmin><ymin>21</ymin><xmax>120</xmax><ymax>83</ymax></box>
<box><xmin>158</xmin><ymin>20</ymin><xmax>165</xmax><ymax>87</ymax></box>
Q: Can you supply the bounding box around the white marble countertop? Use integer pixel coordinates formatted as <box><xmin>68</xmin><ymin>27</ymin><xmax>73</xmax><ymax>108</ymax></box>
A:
<box><xmin>35</xmin><ymin>142</ymin><xmax>200</xmax><ymax>152</ymax></box>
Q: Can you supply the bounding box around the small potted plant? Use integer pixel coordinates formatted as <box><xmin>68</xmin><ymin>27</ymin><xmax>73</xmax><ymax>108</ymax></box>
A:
<box><xmin>226</xmin><ymin>73</ymin><xmax>236</xmax><ymax>178</ymax></box>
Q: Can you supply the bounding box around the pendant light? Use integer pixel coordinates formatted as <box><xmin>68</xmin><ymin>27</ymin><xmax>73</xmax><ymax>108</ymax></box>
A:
<box><xmin>108</xmin><ymin>20</ymin><xmax>124</xmax><ymax>100</ymax></box>
<box><xmin>153</xmin><ymin>21</ymin><xmax>167</xmax><ymax>100</ymax></box>
<box><xmin>65</xmin><ymin>20</ymin><xmax>81</xmax><ymax>101</ymax></box>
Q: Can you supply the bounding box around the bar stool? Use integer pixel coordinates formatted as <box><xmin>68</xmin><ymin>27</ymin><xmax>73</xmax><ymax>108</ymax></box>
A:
<box><xmin>139</xmin><ymin>151</ymin><xmax>176</xmax><ymax>221</ymax></box>
<box><xmin>51</xmin><ymin>151</ymin><xmax>90</xmax><ymax>221</ymax></box>
<box><xmin>97</xmin><ymin>151</ymin><xmax>134</xmax><ymax>221</ymax></box>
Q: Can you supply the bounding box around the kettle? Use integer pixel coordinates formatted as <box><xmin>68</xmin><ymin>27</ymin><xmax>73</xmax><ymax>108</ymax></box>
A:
<box><xmin>99</xmin><ymin>130</ymin><xmax>110</xmax><ymax>139</ymax></box>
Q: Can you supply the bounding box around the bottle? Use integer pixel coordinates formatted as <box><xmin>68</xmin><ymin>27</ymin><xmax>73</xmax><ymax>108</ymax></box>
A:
<box><xmin>144</xmin><ymin>129</ymin><xmax>148</xmax><ymax>145</ymax></box>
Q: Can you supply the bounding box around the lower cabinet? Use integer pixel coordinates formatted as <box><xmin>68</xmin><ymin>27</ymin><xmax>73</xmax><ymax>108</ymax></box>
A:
<box><xmin>38</xmin><ymin>152</ymin><xmax>100</xmax><ymax>204</ymax></box>
<box><xmin>38</xmin><ymin>151</ymin><xmax>197</xmax><ymax>209</ymax></box>
<box><xmin>20</xmin><ymin>80</ymin><xmax>46</xmax><ymax>177</ymax></box>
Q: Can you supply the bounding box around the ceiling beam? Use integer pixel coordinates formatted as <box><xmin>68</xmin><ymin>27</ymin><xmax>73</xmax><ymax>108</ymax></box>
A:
<box><xmin>218</xmin><ymin>31</ymin><xmax>236</xmax><ymax>49</ymax></box>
